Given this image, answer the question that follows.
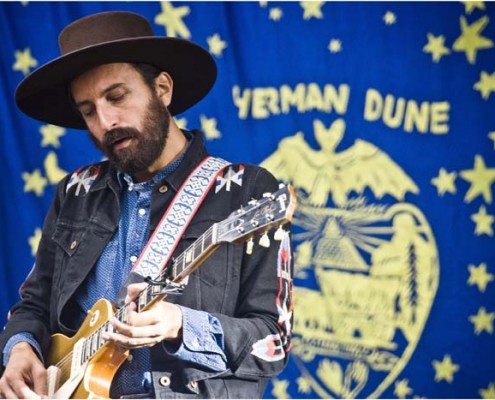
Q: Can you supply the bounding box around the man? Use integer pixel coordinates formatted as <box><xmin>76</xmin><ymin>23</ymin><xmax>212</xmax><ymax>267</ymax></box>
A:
<box><xmin>0</xmin><ymin>11</ymin><xmax>293</xmax><ymax>399</ymax></box>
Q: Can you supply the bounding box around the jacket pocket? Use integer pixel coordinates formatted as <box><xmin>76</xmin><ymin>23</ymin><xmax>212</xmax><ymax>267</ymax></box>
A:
<box><xmin>52</xmin><ymin>219</ymin><xmax>87</xmax><ymax>256</ymax></box>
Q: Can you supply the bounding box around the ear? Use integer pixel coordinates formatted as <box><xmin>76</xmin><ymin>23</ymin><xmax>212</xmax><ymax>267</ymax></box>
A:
<box><xmin>155</xmin><ymin>72</ymin><xmax>173</xmax><ymax>107</ymax></box>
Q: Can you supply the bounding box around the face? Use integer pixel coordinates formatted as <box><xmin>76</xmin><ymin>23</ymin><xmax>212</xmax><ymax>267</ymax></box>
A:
<box><xmin>70</xmin><ymin>63</ymin><xmax>171</xmax><ymax>174</ymax></box>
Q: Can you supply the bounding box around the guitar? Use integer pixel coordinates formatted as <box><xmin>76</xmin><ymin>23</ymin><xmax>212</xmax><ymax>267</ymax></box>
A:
<box><xmin>45</xmin><ymin>184</ymin><xmax>296</xmax><ymax>398</ymax></box>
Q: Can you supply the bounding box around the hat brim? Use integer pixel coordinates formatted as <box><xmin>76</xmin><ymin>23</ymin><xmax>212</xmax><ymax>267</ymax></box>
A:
<box><xmin>15</xmin><ymin>37</ymin><xmax>217</xmax><ymax>129</ymax></box>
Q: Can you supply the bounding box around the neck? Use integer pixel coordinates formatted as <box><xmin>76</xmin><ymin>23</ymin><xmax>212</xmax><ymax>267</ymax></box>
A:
<box><xmin>132</xmin><ymin>123</ymin><xmax>187</xmax><ymax>182</ymax></box>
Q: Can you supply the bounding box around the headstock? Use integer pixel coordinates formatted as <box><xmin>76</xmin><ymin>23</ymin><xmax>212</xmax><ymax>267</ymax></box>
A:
<box><xmin>216</xmin><ymin>184</ymin><xmax>296</xmax><ymax>244</ymax></box>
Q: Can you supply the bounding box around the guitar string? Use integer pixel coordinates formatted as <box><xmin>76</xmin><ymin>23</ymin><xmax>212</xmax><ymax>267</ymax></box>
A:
<box><xmin>51</xmin><ymin>205</ymin><xmax>281</xmax><ymax>372</ymax></box>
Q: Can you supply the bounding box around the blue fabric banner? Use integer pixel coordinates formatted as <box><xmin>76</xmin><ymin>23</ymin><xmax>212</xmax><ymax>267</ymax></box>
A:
<box><xmin>1</xmin><ymin>2</ymin><xmax>494</xmax><ymax>398</ymax></box>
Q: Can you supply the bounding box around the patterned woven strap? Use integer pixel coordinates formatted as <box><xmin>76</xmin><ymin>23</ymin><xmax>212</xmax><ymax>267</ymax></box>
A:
<box><xmin>131</xmin><ymin>156</ymin><xmax>230</xmax><ymax>278</ymax></box>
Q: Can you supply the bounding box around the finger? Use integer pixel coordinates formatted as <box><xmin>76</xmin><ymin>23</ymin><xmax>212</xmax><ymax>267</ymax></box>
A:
<box><xmin>0</xmin><ymin>385</ymin><xmax>19</xmax><ymax>400</ymax></box>
<box><xmin>101</xmin><ymin>331</ymin><xmax>159</xmax><ymax>348</ymax></box>
<box><xmin>11</xmin><ymin>379</ymin><xmax>39</xmax><ymax>399</ymax></box>
<box><xmin>20</xmin><ymin>386</ymin><xmax>41</xmax><ymax>399</ymax></box>
<box><xmin>31</xmin><ymin>369</ymin><xmax>47</xmax><ymax>397</ymax></box>
<box><xmin>109</xmin><ymin>317</ymin><xmax>162</xmax><ymax>340</ymax></box>
<box><xmin>125</xmin><ymin>283</ymin><xmax>148</xmax><ymax>304</ymax></box>
<box><xmin>126</xmin><ymin>301</ymin><xmax>176</xmax><ymax>327</ymax></box>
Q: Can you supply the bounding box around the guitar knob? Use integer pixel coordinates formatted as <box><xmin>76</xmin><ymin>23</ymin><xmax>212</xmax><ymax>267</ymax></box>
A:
<box><xmin>246</xmin><ymin>238</ymin><xmax>254</xmax><ymax>255</ymax></box>
<box><xmin>274</xmin><ymin>226</ymin><xmax>285</xmax><ymax>241</ymax></box>
<box><xmin>259</xmin><ymin>232</ymin><xmax>270</xmax><ymax>248</ymax></box>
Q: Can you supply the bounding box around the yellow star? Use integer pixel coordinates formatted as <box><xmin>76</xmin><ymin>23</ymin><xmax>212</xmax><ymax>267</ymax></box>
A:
<box><xmin>259</xmin><ymin>1</ymin><xmax>268</xmax><ymax>8</ymax></box>
<box><xmin>468</xmin><ymin>263</ymin><xmax>494</xmax><ymax>292</ymax></box>
<box><xmin>12</xmin><ymin>47</ymin><xmax>38</xmax><ymax>76</ymax></box>
<box><xmin>423</xmin><ymin>33</ymin><xmax>451</xmax><ymax>63</ymax></box>
<box><xmin>22</xmin><ymin>169</ymin><xmax>48</xmax><ymax>197</ymax></box>
<box><xmin>271</xmin><ymin>379</ymin><xmax>290</xmax><ymax>399</ymax></box>
<box><xmin>328</xmin><ymin>39</ymin><xmax>342</xmax><ymax>53</ymax></box>
<box><xmin>462</xmin><ymin>1</ymin><xmax>486</xmax><ymax>15</ymax></box>
<box><xmin>460</xmin><ymin>155</ymin><xmax>495</xmax><ymax>203</ymax></box>
<box><xmin>174</xmin><ymin>117</ymin><xmax>187</xmax><ymax>129</ymax></box>
<box><xmin>432</xmin><ymin>354</ymin><xmax>459</xmax><ymax>383</ymax></box>
<box><xmin>471</xmin><ymin>205</ymin><xmax>494</xmax><ymax>236</ymax></box>
<box><xmin>40</xmin><ymin>124</ymin><xmax>66</xmax><ymax>148</ymax></box>
<box><xmin>431</xmin><ymin>168</ymin><xmax>457</xmax><ymax>196</ymax></box>
<box><xmin>296</xmin><ymin>376</ymin><xmax>311</xmax><ymax>394</ymax></box>
<box><xmin>469</xmin><ymin>307</ymin><xmax>495</xmax><ymax>334</ymax></box>
<box><xmin>269</xmin><ymin>7</ymin><xmax>283</xmax><ymax>21</ymax></box>
<box><xmin>480</xmin><ymin>382</ymin><xmax>495</xmax><ymax>399</ymax></box>
<box><xmin>207</xmin><ymin>34</ymin><xmax>227</xmax><ymax>57</ymax></box>
<box><xmin>453</xmin><ymin>16</ymin><xmax>493</xmax><ymax>64</ymax></box>
<box><xmin>155</xmin><ymin>1</ymin><xmax>191</xmax><ymax>39</ymax></box>
<box><xmin>28</xmin><ymin>228</ymin><xmax>42</xmax><ymax>257</ymax></box>
<box><xmin>489</xmin><ymin>132</ymin><xmax>495</xmax><ymax>150</ymax></box>
<box><xmin>474</xmin><ymin>71</ymin><xmax>495</xmax><ymax>100</ymax></box>
<box><xmin>383</xmin><ymin>11</ymin><xmax>397</xmax><ymax>25</ymax></box>
<box><xmin>200</xmin><ymin>115</ymin><xmax>221</xmax><ymax>140</ymax></box>
<box><xmin>300</xmin><ymin>1</ymin><xmax>325</xmax><ymax>20</ymax></box>
<box><xmin>394</xmin><ymin>378</ymin><xmax>413</xmax><ymax>398</ymax></box>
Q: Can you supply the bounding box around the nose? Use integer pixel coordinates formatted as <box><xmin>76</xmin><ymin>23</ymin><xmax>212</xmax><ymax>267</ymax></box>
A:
<box><xmin>96</xmin><ymin>103</ymin><xmax>119</xmax><ymax>133</ymax></box>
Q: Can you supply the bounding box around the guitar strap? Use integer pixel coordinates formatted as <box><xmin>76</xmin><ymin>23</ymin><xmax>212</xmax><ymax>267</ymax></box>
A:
<box><xmin>130</xmin><ymin>156</ymin><xmax>231</xmax><ymax>280</ymax></box>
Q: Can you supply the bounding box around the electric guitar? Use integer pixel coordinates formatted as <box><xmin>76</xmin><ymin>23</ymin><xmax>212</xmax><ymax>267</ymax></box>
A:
<box><xmin>45</xmin><ymin>184</ymin><xmax>296</xmax><ymax>398</ymax></box>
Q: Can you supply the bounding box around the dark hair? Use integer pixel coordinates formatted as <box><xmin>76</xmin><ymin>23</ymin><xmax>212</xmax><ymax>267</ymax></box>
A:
<box><xmin>131</xmin><ymin>63</ymin><xmax>163</xmax><ymax>89</ymax></box>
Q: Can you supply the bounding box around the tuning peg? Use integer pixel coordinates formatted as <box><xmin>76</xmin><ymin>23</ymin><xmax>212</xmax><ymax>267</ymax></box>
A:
<box><xmin>274</xmin><ymin>226</ymin><xmax>285</xmax><ymax>241</ymax></box>
<box><xmin>246</xmin><ymin>238</ymin><xmax>254</xmax><ymax>255</ymax></box>
<box><xmin>259</xmin><ymin>232</ymin><xmax>270</xmax><ymax>248</ymax></box>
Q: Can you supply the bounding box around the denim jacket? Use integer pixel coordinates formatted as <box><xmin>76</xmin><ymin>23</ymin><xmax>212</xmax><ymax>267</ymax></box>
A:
<box><xmin>0</xmin><ymin>131</ymin><xmax>293</xmax><ymax>398</ymax></box>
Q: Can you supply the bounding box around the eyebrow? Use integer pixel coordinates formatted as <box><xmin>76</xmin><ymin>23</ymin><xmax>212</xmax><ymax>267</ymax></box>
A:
<box><xmin>74</xmin><ymin>83</ymin><xmax>126</xmax><ymax>109</ymax></box>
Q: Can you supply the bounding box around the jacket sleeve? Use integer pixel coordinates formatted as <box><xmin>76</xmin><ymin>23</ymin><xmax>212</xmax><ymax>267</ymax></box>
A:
<box><xmin>0</xmin><ymin>176</ymin><xmax>68</xmax><ymax>374</ymax></box>
<box><xmin>213</xmin><ymin>167</ymin><xmax>294</xmax><ymax>379</ymax></box>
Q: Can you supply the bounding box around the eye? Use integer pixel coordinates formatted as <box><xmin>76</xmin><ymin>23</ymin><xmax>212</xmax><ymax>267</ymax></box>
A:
<box><xmin>108</xmin><ymin>92</ymin><xmax>126</xmax><ymax>103</ymax></box>
<box><xmin>81</xmin><ymin>107</ymin><xmax>95</xmax><ymax>118</ymax></box>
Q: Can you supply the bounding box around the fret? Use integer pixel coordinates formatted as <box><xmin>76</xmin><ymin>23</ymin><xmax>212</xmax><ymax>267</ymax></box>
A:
<box><xmin>193</xmin><ymin>240</ymin><xmax>202</xmax><ymax>262</ymax></box>
<box><xmin>98</xmin><ymin>326</ymin><xmax>105</xmax><ymax>348</ymax></box>
<box><xmin>138</xmin><ymin>290</ymin><xmax>147</xmax><ymax>312</ymax></box>
<box><xmin>181</xmin><ymin>252</ymin><xmax>186</xmax><ymax>275</ymax></box>
<box><xmin>91</xmin><ymin>332</ymin><xmax>99</xmax><ymax>355</ymax></box>
<box><xmin>83</xmin><ymin>339</ymin><xmax>91</xmax><ymax>362</ymax></box>
<box><xmin>80</xmin><ymin>341</ymin><xmax>87</xmax><ymax>364</ymax></box>
<box><xmin>185</xmin><ymin>247</ymin><xmax>193</xmax><ymax>264</ymax></box>
<box><xmin>120</xmin><ymin>306</ymin><xmax>128</xmax><ymax>324</ymax></box>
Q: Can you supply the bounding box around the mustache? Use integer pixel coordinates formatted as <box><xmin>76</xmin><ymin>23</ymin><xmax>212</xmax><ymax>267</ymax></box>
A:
<box><xmin>103</xmin><ymin>127</ymin><xmax>140</xmax><ymax>148</ymax></box>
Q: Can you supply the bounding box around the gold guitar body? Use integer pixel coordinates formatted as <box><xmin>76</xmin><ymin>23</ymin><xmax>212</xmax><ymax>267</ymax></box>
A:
<box><xmin>46</xmin><ymin>299</ymin><xmax>129</xmax><ymax>399</ymax></box>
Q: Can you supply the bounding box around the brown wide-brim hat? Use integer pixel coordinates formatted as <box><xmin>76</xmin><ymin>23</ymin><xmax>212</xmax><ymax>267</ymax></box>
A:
<box><xmin>15</xmin><ymin>11</ymin><xmax>217</xmax><ymax>130</ymax></box>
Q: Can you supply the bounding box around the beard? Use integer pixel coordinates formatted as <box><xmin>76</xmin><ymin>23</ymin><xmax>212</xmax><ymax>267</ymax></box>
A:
<box><xmin>89</xmin><ymin>93</ymin><xmax>171</xmax><ymax>174</ymax></box>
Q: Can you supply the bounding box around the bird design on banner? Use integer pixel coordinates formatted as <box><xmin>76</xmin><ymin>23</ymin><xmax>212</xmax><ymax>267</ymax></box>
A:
<box><xmin>261</xmin><ymin>119</ymin><xmax>419</xmax><ymax>207</ymax></box>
